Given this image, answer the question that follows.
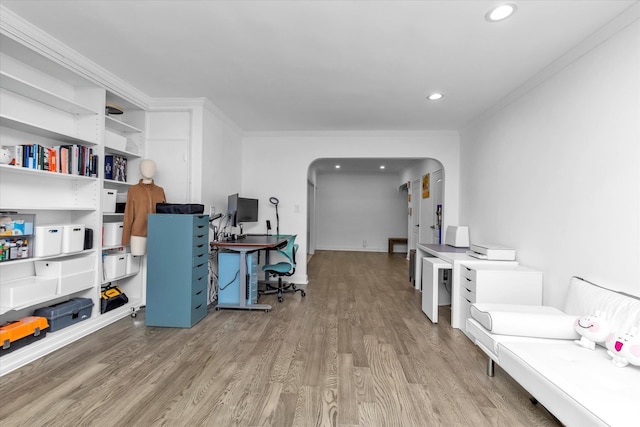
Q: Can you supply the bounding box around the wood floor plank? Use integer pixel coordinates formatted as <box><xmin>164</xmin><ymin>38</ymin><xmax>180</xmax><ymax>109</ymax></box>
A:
<box><xmin>0</xmin><ymin>251</ymin><xmax>560</xmax><ymax>426</ymax></box>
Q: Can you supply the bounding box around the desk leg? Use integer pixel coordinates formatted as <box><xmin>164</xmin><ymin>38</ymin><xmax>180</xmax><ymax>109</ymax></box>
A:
<box><xmin>415</xmin><ymin>246</ymin><xmax>428</xmax><ymax>291</ymax></box>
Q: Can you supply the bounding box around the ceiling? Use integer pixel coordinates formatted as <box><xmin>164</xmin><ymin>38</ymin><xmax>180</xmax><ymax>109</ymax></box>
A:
<box><xmin>2</xmin><ymin>0</ymin><xmax>637</xmax><ymax>133</ymax></box>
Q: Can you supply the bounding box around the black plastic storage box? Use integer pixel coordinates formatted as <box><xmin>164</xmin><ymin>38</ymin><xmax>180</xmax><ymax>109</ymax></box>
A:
<box><xmin>33</xmin><ymin>298</ymin><xmax>94</xmax><ymax>332</ymax></box>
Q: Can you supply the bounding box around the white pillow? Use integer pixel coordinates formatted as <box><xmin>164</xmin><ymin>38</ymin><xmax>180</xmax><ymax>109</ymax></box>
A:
<box><xmin>470</xmin><ymin>303</ymin><xmax>580</xmax><ymax>339</ymax></box>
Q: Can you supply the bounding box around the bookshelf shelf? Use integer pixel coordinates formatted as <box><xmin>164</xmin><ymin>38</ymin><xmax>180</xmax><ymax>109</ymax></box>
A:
<box><xmin>105</xmin><ymin>116</ymin><xmax>142</xmax><ymax>134</ymax></box>
<box><xmin>104</xmin><ymin>145</ymin><xmax>141</xmax><ymax>159</ymax></box>
<box><xmin>0</xmin><ymin>114</ymin><xmax>98</xmax><ymax>146</ymax></box>
<box><xmin>0</xmin><ymin>71</ymin><xmax>98</xmax><ymax>116</ymax></box>
<box><xmin>0</xmin><ymin>163</ymin><xmax>98</xmax><ymax>180</ymax></box>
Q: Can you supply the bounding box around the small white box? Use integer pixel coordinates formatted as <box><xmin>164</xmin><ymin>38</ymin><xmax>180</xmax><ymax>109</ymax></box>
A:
<box><xmin>62</xmin><ymin>224</ymin><xmax>85</xmax><ymax>253</ymax></box>
<box><xmin>103</xmin><ymin>222</ymin><xmax>124</xmax><ymax>247</ymax></box>
<box><xmin>125</xmin><ymin>253</ymin><xmax>141</xmax><ymax>275</ymax></box>
<box><xmin>102</xmin><ymin>189</ymin><xmax>117</xmax><ymax>213</ymax></box>
<box><xmin>35</xmin><ymin>225</ymin><xmax>63</xmax><ymax>257</ymax></box>
<box><xmin>104</xmin><ymin>254</ymin><xmax>126</xmax><ymax>280</ymax></box>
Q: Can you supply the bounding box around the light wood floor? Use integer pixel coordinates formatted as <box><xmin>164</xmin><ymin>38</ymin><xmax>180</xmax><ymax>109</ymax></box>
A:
<box><xmin>0</xmin><ymin>251</ymin><xmax>560</xmax><ymax>426</ymax></box>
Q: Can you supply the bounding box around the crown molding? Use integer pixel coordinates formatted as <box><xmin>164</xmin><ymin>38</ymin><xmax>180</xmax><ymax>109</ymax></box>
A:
<box><xmin>0</xmin><ymin>5</ymin><xmax>152</xmax><ymax>109</ymax></box>
<box><xmin>243</xmin><ymin>129</ymin><xmax>459</xmax><ymax>139</ymax></box>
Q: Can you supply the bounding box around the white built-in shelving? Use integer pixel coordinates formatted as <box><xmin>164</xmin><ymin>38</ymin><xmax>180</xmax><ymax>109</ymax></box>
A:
<box><xmin>0</xmin><ymin>32</ymin><xmax>147</xmax><ymax>376</ymax></box>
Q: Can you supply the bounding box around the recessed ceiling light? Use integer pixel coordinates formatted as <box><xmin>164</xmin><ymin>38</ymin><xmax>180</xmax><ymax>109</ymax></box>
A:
<box><xmin>486</xmin><ymin>3</ymin><xmax>517</xmax><ymax>22</ymax></box>
<box><xmin>427</xmin><ymin>93</ymin><xmax>444</xmax><ymax>101</ymax></box>
<box><xmin>380</xmin><ymin>165</ymin><xmax>386</xmax><ymax>170</ymax></box>
<box><xmin>335</xmin><ymin>164</ymin><xmax>341</xmax><ymax>169</ymax></box>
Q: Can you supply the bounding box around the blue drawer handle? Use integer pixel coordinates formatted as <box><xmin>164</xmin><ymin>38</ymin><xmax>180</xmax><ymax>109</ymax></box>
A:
<box><xmin>196</xmin><ymin>263</ymin><xmax>206</xmax><ymax>269</ymax></box>
<box><xmin>195</xmin><ymin>304</ymin><xmax>202</xmax><ymax>310</ymax></box>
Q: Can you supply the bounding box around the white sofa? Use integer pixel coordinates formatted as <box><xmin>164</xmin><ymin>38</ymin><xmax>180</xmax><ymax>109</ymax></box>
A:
<box><xmin>466</xmin><ymin>277</ymin><xmax>640</xmax><ymax>427</ymax></box>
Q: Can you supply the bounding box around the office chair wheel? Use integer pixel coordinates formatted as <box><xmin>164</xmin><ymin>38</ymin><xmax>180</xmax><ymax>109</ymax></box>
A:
<box><xmin>131</xmin><ymin>312</ymin><xmax>137</xmax><ymax>318</ymax></box>
<box><xmin>301</xmin><ymin>290</ymin><xmax>306</xmax><ymax>297</ymax></box>
<box><xmin>278</xmin><ymin>296</ymin><xmax>283</xmax><ymax>303</ymax></box>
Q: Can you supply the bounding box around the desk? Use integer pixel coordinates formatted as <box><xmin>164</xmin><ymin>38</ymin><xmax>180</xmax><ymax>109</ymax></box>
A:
<box><xmin>415</xmin><ymin>243</ymin><xmax>518</xmax><ymax>334</ymax></box>
<box><xmin>211</xmin><ymin>235</ymin><xmax>288</xmax><ymax>311</ymax></box>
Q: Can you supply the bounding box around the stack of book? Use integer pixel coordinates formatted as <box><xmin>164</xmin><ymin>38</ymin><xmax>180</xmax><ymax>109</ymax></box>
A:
<box><xmin>11</xmin><ymin>144</ymin><xmax>98</xmax><ymax>177</ymax></box>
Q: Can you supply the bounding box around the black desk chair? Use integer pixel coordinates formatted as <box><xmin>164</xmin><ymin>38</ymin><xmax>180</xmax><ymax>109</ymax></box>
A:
<box><xmin>260</xmin><ymin>234</ymin><xmax>306</xmax><ymax>302</ymax></box>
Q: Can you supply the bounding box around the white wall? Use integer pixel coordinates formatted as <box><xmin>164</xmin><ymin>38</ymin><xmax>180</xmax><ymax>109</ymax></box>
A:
<box><xmin>460</xmin><ymin>19</ymin><xmax>640</xmax><ymax>304</ymax></box>
<box><xmin>315</xmin><ymin>172</ymin><xmax>407</xmax><ymax>252</ymax></box>
<box><xmin>241</xmin><ymin>131</ymin><xmax>460</xmax><ymax>283</ymax></box>
<box><xmin>146</xmin><ymin>110</ymin><xmax>192</xmax><ymax>203</ymax></box>
<box><xmin>200</xmin><ymin>102</ymin><xmax>244</xmax><ymax>214</ymax></box>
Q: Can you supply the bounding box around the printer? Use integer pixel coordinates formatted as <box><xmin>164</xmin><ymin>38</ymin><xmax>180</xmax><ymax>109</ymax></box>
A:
<box><xmin>466</xmin><ymin>243</ymin><xmax>516</xmax><ymax>261</ymax></box>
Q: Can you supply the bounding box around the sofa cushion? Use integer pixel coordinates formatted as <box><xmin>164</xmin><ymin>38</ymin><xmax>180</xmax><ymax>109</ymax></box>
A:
<box><xmin>466</xmin><ymin>318</ymin><xmax>560</xmax><ymax>360</ymax></box>
<box><xmin>470</xmin><ymin>303</ymin><xmax>579</xmax><ymax>339</ymax></box>
<box><xmin>499</xmin><ymin>341</ymin><xmax>640</xmax><ymax>427</ymax></box>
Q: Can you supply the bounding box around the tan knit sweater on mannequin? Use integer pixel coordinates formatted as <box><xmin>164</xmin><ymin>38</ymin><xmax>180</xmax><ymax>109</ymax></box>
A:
<box><xmin>121</xmin><ymin>180</ymin><xmax>166</xmax><ymax>245</ymax></box>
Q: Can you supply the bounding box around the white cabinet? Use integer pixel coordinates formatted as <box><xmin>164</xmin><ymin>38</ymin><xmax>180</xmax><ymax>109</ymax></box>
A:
<box><xmin>459</xmin><ymin>264</ymin><xmax>543</xmax><ymax>338</ymax></box>
<box><xmin>0</xmin><ymin>36</ymin><xmax>147</xmax><ymax>375</ymax></box>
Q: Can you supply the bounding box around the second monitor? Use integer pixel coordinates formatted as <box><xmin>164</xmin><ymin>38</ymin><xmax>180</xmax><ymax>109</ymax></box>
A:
<box><xmin>228</xmin><ymin>193</ymin><xmax>259</xmax><ymax>227</ymax></box>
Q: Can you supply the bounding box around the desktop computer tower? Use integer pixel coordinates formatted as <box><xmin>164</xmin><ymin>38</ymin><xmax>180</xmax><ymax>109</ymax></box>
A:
<box><xmin>217</xmin><ymin>252</ymin><xmax>258</xmax><ymax>305</ymax></box>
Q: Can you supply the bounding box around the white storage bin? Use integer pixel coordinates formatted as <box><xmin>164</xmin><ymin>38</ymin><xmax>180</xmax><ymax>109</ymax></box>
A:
<box><xmin>35</xmin><ymin>255</ymin><xmax>96</xmax><ymax>295</ymax></box>
<box><xmin>103</xmin><ymin>222</ymin><xmax>124</xmax><ymax>247</ymax></box>
<box><xmin>0</xmin><ymin>276</ymin><xmax>57</xmax><ymax>309</ymax></box>
<box><xmin>62</xmin><ymin>224</ymin><xmax>85</xmax><ymax>253</ymax></box>
<box><xmin>57</xmin><ymin>270</ymin><xmax>95</xmax><ymax>295</ymax></box>
<box><xmin>126</xmin><ymin>253</ymin><xmax>141</xmax><ymax>275</ymax></box>
<box><xmin>35</xmin><ymin>255</ymin><xmax>95</xmax><ymax>277</ymax></box>
<box><xmin>35</xmin><ymin>225</ymin><xmax>63</xmax><ymax>257</ymax></box>
<box><xmin>102</xmin><ymin>189</ymin><xmax>117</xmax><ymax>213</ymax></box>
<box><xmin>104</xmin><ymin>254</ymin><xmax>126</xmax><ymax>280</ymax></box>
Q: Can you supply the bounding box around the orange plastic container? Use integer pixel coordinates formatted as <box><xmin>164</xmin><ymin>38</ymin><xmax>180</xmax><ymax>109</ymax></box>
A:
<box><xmin>1</xmin><ymin>316</ymin><xmax>49</xmax><ymax>350</ymax></box>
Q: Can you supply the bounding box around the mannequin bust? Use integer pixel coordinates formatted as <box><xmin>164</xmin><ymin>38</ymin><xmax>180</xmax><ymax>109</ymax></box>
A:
<box><xmin>122</xmin><ymin>159</ymin><xmax>166</xmax><ymax>256</ymax></box>
<box><xmin>140</xmin><ymin>159</ymin><xmax>156</xmax><ymax>184</ymax></box>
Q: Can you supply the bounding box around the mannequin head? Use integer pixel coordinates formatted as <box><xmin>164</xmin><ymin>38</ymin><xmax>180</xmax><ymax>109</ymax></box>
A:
<box><xmin>140</xmin><ymin>159</ymin><xmax>157</xmax><ymax>181</ymax></box>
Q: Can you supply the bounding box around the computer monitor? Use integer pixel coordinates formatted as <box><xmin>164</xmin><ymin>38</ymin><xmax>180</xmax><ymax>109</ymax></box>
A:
<box><xmin>237</xmin><ymin>197</ymin><xmax>259</xmax><ymax>223</ymax></box>
<box><xmin>227</xmin><ymin>194</ymin><xmax>258</xmax><ymax>227</ymax></box>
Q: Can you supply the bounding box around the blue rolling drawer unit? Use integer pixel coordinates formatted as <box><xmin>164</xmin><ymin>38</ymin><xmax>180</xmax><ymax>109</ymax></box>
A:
<box><xmin>146</xmin><ymin>214</ymin><xmax>209</xmax><ymax>328</ymax></box>
<box><xmin>218</xmin><ymin>252</ymin><xmax>258</xmax><ymax>305</ymax></box>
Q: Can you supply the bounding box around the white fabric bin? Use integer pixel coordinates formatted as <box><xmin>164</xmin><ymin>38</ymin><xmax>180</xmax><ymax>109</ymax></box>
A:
<box><xmin>103</xmin><ymin>222</ymin><xmax>124</xmax><ymax>247</ymax></box>
<box><xmin>62</xmin><ymin>224</ymin><xmax>85</xmax><ymax>253</ymax></box>
<box><xmin>104</xmin><ymin>254</ymin><xmax>126</xmax><ymax>280</ymax></box>
<box><xmin>102</xmin><ymin>189</ymin><xmax>117</xmax><ymax>213</ymax></box>
<box><xmin>35</xmin><ymin>225</ymin><xmax>63</xmax><ymax>257</ymax></box>
<box><xmin>126</xmin><ymin>253</ymin><xmax>141</xmax><ymax>274</ymax></box>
